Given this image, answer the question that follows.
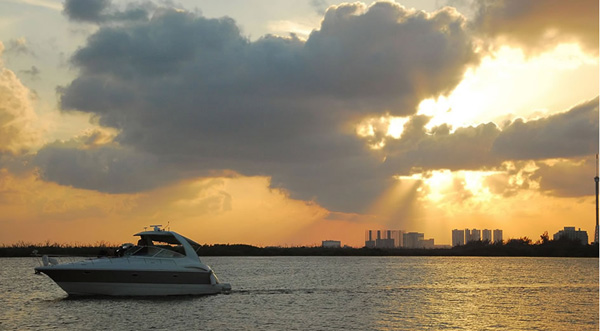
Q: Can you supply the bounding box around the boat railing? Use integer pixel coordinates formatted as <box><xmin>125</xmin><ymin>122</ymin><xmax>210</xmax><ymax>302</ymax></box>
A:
<box><xmin>35</xmin><ymin>247</ymin><xmax>181</xmax><ymax>267</ymax></box>
<box><xmin>34</xmin><ymin>254</ymin><xmax>87</xmax><ymax>267</ymax></box>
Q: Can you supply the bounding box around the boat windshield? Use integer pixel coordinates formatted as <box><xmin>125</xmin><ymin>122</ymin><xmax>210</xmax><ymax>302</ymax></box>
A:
<box><xmin>128</xmin><ymin>246</ymin><xmax>185</xmax><ymax>258</ymax></box>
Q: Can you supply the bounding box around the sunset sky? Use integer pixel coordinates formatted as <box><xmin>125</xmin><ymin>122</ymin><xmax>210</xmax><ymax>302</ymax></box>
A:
<box><xmin>0</xmin><ymin>0</ymin><xmax>598</xmax><ymax>247</ymax></box>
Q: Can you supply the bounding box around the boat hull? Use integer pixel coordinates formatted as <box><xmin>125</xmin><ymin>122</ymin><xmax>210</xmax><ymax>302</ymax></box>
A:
<box><xmin>36</xmin><ymin>267</ymin><xmax>231</xmax><ymax>296</ymax></box>
<box><xmin>54</xmin><ymin>281</ymin><xmax>230</xmax><ymax>296</ymax></box>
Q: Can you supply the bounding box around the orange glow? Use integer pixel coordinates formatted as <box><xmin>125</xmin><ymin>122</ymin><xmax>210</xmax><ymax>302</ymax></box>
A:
<box><xmin>0</xmin><ymin>171</ymin><xmax>333</xmax><ymax>246</ymax></box>
<box><xmin>0</xmin><ymin>165</ymin><xmax>596</xmax><ymax>247</ymax></box>
<box><xmin>416</xmin><ymin>44</ymin><xmax>598</xmax><ymax>131</ymax></box>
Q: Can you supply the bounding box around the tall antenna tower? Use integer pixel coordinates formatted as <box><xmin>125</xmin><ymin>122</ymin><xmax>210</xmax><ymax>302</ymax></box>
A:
<box><xmin>595</xmin><ymin>154</ymin><xmax>599</xmax><ymax>244</ymax></box>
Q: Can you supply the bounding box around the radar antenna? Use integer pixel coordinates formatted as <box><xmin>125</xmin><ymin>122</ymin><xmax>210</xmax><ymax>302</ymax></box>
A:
<box><xmin>150</xmin><ymin>224</ymin><xmax>163</xmax><ymax>232</ymax></box>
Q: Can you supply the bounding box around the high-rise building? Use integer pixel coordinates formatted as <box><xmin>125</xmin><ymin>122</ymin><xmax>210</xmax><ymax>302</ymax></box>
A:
<box><xmin>553</xmin><ymin>227</ymin><xmax>588</xmax><ymax>244</ymax></box>
<box><xmin>452</xmin><ymin>229</ymin><xmax>465</xmax><ymax>247</ymax></box>
<box><xmin>482</xmin><ymin>229</ymin><xmax>492</xmax><ymax>242</ymax></box>
<box><xmin>365</xmin><ymin>230</ymin><xmax>403</xmax><ymax>248</ymax></box>
<box><xmin>493</xmin><ymin>229</ymin><xmax>503</xmax><ymax>243</ymax></box>
<box><xmin>465</xmin><ymin>229</ymin><xmax>481</xmax><ymax>243</ymax></box>
<box><xmin>402</xmin><ymin>232</ymin><xmax>434</xmax><ymax>248</ymax></box>
<box><xmin>457</xmin><ymin>228</ymin><xmax>502</xmax><ymax>245</ymax></box>
<box><xmin>472</xmin><ymin>229</ymin><xmax>481</xmax><ymax>242</ymax></box>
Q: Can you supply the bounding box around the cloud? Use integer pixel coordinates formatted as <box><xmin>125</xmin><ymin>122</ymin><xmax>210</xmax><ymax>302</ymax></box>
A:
<box><xmin>0</xmin><ymin>42</ymin><xmax>41</xmax><ymax>155</ymax></box>
<box><xmin>63</xmin><ymin>0</ymin><xmax>111</xmax><ymax>23</ymax></box>
<box><xmin>4</xmin><ymin>37</ymin><xmax>35</xmax><ymax>57</ymax></box>
<box><xmin>380</xmin><ymin>97</ymin><xmax>598</xmax><ymax>175</ymax></box>
<box><xmin>532</xmin><ymin>158</ymin><xmax>597</xmax><ymax>197</ymax></box>
<box><xmin>304</xmin><ymin>2</ymin><xmax>478</xmax><ymax>113</ymax></box>
<box><xmin>39</xmin><ymin>2</ymin><xmax>599</xmax><ymax>213</ymax></box>
<box><xmin>492</xmin><ymin>97</ymin><xmax>599</xmax><ymax>160</ymax></box>
<box><xmin>484</xmin><ymin>156</ymin><xmax>598</xmax><ymax>199</ymax></box>
<box><xmin>63</xmin><ymin>0</ymin><xmax>154</xmax><ymax>23</ymax></box>
<box><xmin>382</xmin><ymin>120</ymin><xmax>502</xmax><ymax>174</ymax></box>
<box><xmin>484</xmin><ymin>161</ymin><xmax>537</xmax><ymax>198</ymax></box>
<box><xmin>34</xmin><ymin>138</ymin><xmax>175</xmax><ymax>194</ymax></box>
<box><xmin>19</xmin><ymin>65</ymin><xmax>41</xmax><ymax>80</ymax></box>
<box><xmin>310</xmin><ymin>0</ymin><xmax>329</xmax><ymax>16</ymax></box>
<box><xmin>471</xmin><ymin>0</ymin><xmax>599</xmax><ymax>54</ymax></box>
<box><xmin>51</xmin><ymin>3</ymin><xmax>479</xmax><ymax>212</ymax></box>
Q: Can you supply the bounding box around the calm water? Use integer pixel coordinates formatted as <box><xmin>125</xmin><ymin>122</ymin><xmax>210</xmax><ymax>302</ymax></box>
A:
<box><xmin>0</xmin><ymin>256</ymin><xmax>598</xmax><ymax>330</ymax></box>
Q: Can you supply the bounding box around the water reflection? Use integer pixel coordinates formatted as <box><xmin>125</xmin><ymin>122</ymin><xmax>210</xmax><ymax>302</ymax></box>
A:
<box><xmin>1</xmin><ymin>257</ymin><xmax>597</xmax><ymax>330</ymax></box>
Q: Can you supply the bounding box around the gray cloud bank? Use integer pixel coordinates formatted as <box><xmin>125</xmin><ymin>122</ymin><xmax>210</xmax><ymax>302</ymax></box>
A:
<box><xmin>381</xmin><ymin>98</ymin><xmax>598</xmax><ymax>198</ymax></box>
<box><xmin>30</xmin><ymin>1</ymin><xmax>599</xmax><ymax>213</ymax></box>
<box><xmin>471</xmin><ymin>0</ymin><xmax>599</xmax><ymax>54</ymax></box>
<box><xmin>63</xmin><ymin>0</ymin><xmax>154</xmax><ymax>23</ymax></box>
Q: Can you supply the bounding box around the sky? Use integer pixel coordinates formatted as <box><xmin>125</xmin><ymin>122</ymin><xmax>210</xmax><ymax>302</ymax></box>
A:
<box><xmin>0</xmin><ymin>0</ymin><xmax>598</xmax><ymax>247</ymax></box>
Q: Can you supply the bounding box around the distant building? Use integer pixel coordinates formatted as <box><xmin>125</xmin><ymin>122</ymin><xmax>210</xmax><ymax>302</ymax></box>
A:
<box><xmin>322</xmin><ymin>240</ymin><xmax>341</xmax><ymax>248</ymax></box>
<box><xmin>376</xmin><ymin>238</ymin><xmax>396</xmax><ymax>249</ymax></box>
<box><xmin>402</xmin><ymin>232</ymin><xmax>434</xmax><ymax>249</ymax></box>
<box><xmin>365</xmin><ymin>230</ymin><xmax>376</xmax><ymax>248</ymax></box>
<box><xmin>493</xmin><ymin>229</ymin><xmax>503</xmax><ymax>243</ymax></box>
<box><xmin>403</xmin><ymin>232</ymin><xmax>424</xmax><ymax>248</ymax></box>
<box><xmin>365</xmin><ymin>230</ymin><xmax>403</xmax><ymax>248</ymax></box>
<box><xmin>452</xmin><ymin>229</ymin><xmax>465</xmax><ymax>247</ymax></box>
<box><xmin>465</xmin><ymin>229</ymin><xmax>481</xmax><ymax>243</ymax></box>
<box><xmin>376</xmin><ymin>230</ymin><xmax>396</xmax><ymax>248</ymax></box>
<box><xmin>455</xmin><ymin>228</ymin><xmax>502</xmax><ymax>245</ymax></box>
<box><xmin>421</xmin><ymin>238</ymin><xmax>435</xmax><ymax>249</ymax></box>
<box><xmin>482</xmin><ymin>229</ymin><xmax>492</xmax><ymax>242</ymax></box>
<box><xmin>553</xmin><ymin>227</ymin><xmax>588</xmax><ymax>244</ymax></box>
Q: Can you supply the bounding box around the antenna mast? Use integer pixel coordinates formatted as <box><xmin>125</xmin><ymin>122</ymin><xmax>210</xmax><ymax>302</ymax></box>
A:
<box><xmin>594</xmin><ymin>154</ymin><xmax>599</xmax><ymax>244</ymax></box>
<box><xmin>596</xmin><ymin>153</ymin><xmax>599</xmax><ymax>178</ymax></box>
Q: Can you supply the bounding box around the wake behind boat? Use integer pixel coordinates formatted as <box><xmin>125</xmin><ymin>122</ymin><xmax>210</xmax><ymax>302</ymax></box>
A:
<box><xmin>34</xmin><ymin>225</ymin><xmax>231</xmax><ymax>296</ymax></box>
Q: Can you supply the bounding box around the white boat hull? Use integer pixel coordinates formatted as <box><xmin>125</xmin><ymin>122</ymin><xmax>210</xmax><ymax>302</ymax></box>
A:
<box><xmin>34</xmin><ymin>228</ymin><xmax>232</xmax><ymax>296</ymax></box>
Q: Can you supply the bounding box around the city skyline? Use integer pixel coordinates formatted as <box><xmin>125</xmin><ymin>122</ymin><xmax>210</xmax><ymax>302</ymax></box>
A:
<box><xmin>0</xmin><ymin>0</ymin><xmax>598</xmax><ymax>247</ymax></box>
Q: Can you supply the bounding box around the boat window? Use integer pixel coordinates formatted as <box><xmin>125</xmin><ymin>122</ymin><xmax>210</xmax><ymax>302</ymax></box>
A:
<box><xmin>154</xmin><ymin>249</ymin><xmax>185</xmax><ymax>258</ymax></box>
<box><xmin>130</xmin><ymin>246</ymin><xmax>185</xmax><ymax>258</ymax></box>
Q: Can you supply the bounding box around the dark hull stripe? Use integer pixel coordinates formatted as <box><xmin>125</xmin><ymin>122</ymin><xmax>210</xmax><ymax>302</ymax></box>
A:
<box><xmin>39</xmin><ymin>269</ymin><xmax>212</xmax><ymax>285</ymax></box>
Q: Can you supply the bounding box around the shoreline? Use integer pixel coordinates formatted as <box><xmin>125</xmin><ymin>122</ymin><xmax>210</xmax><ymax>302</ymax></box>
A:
<box><xmin>2</xmin><ymin>241</ymin><xmax>598</xmax><ymax>258</ymax></box>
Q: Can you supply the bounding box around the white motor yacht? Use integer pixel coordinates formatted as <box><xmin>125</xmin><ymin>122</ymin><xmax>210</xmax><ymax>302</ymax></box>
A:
<box><xmin>34</xmin><ymin>226</ymin><xmax>231</xmax><ymax>296</ymax></box>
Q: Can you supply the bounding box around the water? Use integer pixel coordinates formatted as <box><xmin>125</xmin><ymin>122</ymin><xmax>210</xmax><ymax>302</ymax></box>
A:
<box><xmin>1</xmin><ymin>256</ymin><xmax>598</xmax><ymax>330</ymax></box>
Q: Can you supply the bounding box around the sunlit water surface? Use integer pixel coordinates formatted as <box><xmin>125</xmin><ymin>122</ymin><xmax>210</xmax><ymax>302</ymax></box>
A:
<box><xmin>1</xmin><ymin>257</ymin><xmax>598</xmax><ymax>330</ymax></box>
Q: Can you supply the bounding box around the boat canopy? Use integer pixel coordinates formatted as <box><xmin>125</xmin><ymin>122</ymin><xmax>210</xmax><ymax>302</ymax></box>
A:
<box><xmin>134</xmin><ymin>231</ymin><xmax>201</xmax><ymax>248</ymax></box>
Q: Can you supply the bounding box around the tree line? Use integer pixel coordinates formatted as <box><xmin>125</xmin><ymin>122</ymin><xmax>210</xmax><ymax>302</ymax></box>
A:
<box><xmin>1</xmin><ymin>234</ymin><xmax>597</xmax><ymax>257</ymax></box>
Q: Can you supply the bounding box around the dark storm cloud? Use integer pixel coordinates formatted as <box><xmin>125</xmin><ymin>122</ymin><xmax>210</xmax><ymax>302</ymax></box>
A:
<box><xmin>63</xmin><ymin>0</ymin><xmax>111</xmax><ymax>22</ymax></box>
<box><xmin>42</xmin><ymin>1</ymin><xmax>599</xmax><ymax>212</ymax></box>
<box><xmin>49</xmin><ymin>3</ymin><xmax>478</xmax><ymax>212</ymax></box>
<box><xmin>304</xmin><ymin>2</ymin><xmax>478</xmax><ymax>113</ymax></box>
<box><xmin>63</xmin><ymin>0</ymin><xmax>154</xmax><ymax>23</ymax></box>
<box><xmin>471</xmin><ymin>0</ymin><xmax>599</xmax><ymax>54</ymax></box>
<box><xmin>34</xmin><ymin>141</ymin><xmax>172</xmax><ymax>193</ymax></box>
